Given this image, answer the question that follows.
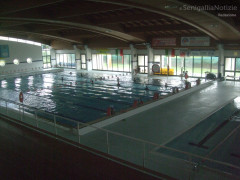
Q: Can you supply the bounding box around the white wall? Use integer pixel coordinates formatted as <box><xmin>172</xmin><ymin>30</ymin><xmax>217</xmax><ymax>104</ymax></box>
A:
<box><xmin>0</xmin><ymin>40</ymin><xmax>43</xmax><ymax>74</ymax></box>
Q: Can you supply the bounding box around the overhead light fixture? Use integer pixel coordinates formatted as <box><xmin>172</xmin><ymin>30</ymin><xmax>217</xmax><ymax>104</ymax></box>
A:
<box><xmin>27</xmin><ymin>57</ymin><xmax>32</xmax><ymax>63</ymax></box>
<box><xmin>0</xmin><ymin>60</ymin><xmax>5</xmax><ymax>67</ymax></box>
<box><xmin>13</xmin><ymin>59</ymin><xmax>19</xmax><ymax>65</ymax></box>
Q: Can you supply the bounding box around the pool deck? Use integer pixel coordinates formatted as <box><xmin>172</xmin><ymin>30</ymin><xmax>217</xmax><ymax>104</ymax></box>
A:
<box><xmin>85</xmin><ymin>81</ymin><xmax>240</xmax><ymax>145</ymax></box>
<box><xmin>80</xmin><ymin>80</ymin><xmax>240</xmax><ymax>179</ymax></box>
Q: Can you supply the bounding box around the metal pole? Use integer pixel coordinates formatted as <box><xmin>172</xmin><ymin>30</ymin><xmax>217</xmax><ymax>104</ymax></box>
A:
<box><xmin>35</xmin><ymin>110</ymin><xmax>38</xmax><ymax>127</ymax></box>
<box><xmin>18</xmin><ymin>105</ymin><xmax>20</xmax><ymax>120</ymax></box>
<box><xmin>143</xmin><ymin>143</ymin><xmax>146</xmax><ymax>167</ymax></box>
<box><xmin>107</xmin><ymin>131</ymin><xmax>109</xmax><ymax>155</ymax></box>
<box><xmin>78</xmin><ymin>122</ymin><xmax>80</xmax><ymax>143</ymax></box>
<box><xmin>54</xmin><ymin>115</ymin><xmax>57</xmax><ymax>135</ymax></box>
<box><xmin>22</xmin><ymin>103</ymin><xmax>24</xmax><ymax>121</ymax></box>
<box><xmin>5</xmin><ymin>101</ymin><xmax>7</xmax><ymax>115</ymax></box>
<box><xmin>19</xmin><ymin>105</ymin><xmax>22</xmax><ymax>121</ymax></box>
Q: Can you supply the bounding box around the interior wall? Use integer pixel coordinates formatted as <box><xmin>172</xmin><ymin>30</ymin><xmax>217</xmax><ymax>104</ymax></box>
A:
<box><xmin>0</xmin><ymin>40</ymin><xmax>43</xmax><ymax>75</ymax></box>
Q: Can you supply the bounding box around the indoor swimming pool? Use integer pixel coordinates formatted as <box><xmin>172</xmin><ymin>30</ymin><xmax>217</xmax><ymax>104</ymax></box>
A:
<box><xmin>0</xmin><ymin>70</ymin><xmax>191</xmax><ymax>123</ymax></box>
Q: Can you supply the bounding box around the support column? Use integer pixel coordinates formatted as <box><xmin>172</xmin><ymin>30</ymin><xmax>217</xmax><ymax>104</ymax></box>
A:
<box><xmin>147</xmin><ymin>44</ymin><xmax>153</xmax><ymax>76</ymax></box>
<box><xmin>84</xmin><ymin>45</ymin><xmax>92</xmax><ymax>71</ymax></box>
<box><xmin>50</xmin><ymin>47</ymin><xmax>56</xmax><ymax>68</ymax></box>
<box><xmin>218</xmin><ymin>44</ymin><xmax>224</xmax><ymax>77</ymax></box>
<box><xmin>130</xmin><ymin>44</ymin><xmax>137</xmax><ymax>76</ymax></box>
<box><xmin>74</xmin><ymin>45</ymin><xmax>81</xmax><ymax>71</ymax></box>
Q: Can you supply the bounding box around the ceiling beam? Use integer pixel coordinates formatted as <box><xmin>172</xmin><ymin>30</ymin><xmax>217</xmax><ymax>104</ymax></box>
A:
<box><xmin>0</xmin><ymin>0</ymin><xmax>64</xmax><ymax>15</ymax></box>
<box><xmin>0</xmin><ymin>17</ymin><xmax>145</xmax><ymax>43</ymax></box>
<box><xmin>58</xmin><ymin>7</ymin><xmax>132</xmax><ymax>19</ymax></box>
<box><xmin>124</xmin><ymin>24</ymin><xmax>194</xmax><ymax>33</ymax></box>
<box><xmin>0</xmin><ymin>30</ymin><xmax>82</xmax><ymax>44</ymax></box>
<box><xmin>84</xmin><ymin>0</ymin><xmax>226</xmax><ymax>40</ymax></box>
<box><xmin>95</xmin><ymin>12</ymin><xmax>169</xmax><ymax>25</ymax></box>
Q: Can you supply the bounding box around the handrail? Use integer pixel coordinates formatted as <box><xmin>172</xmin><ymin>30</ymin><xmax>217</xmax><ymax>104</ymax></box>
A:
<box><xmin>1</xmin><ymin>96</ymin><xmax>240</xmax><ymax>172</ymax></box>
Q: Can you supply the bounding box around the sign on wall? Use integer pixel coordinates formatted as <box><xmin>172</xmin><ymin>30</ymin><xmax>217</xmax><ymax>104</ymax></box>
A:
<box><xmin>152</xmin><ymin>64</ymin><xmax>160</xmax><ymax>73</ymax></box>
<box><xmin>181</xmin><ymin>37</ymin><xmax>210</xmax><ymax>47</ymax></box>
<box><xmin>152</xmin><ymin>38</ymin><xmax>176</xmax><ymax>47</ymax></box>
<box><xmin>0</xmin><ymin>45</ymin><xmax>9</xmax><ymax>58</ymax></box>
<box><xmin>190</xmin><ymin>50</ymin><xmax>215</xmax><ymax>56</ymax></box>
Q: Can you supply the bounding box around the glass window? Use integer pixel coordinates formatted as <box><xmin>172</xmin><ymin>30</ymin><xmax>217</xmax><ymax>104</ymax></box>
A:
<box><xmin>161</xmin><ymin>56</ymin><xmax>168</xmax><ymax>68</ymax></box>
<box><xmin>60</xmin><ymin>54</ymin><xmax>64</xmax><ymax>67</ymax></box>
<box><xmin>107</xmin><ymin>54</ymin><xmax>112</xmax><ymax>70</ymax></box>
<box><xmin>138</xmin><ymin>56</ymin><xmax>144</xmax><ymax>66</ymax></box>
<box><xmin>102</xmin><ymin>55</ymin><xmax>108</xmax><ymax>70</ymax></box>
<box><xmin>118</xmin><ymin>55</ymin><xmax>124</xmax><ymax>71</ymax></box>
<box><xmin>154</xmin><ymin>55</ymin><xmax>161</xmax><ymax>63</ymax></box>
<box><xmin>177</xmin><ymin>56</ymin><xmax>184</xmax><ymax>75</ymax></box>
<box><xmin>185</xmin><ymin>56</ymin><xmax>193</xmax><ymax>76</ymax></box>
<box><xmin>82</xmin><ymin>55</ymin><xmax>86</xmax><ymax>63</ymax></box>
<box><xmin>225</xmin><ymin>58</ymin><xmax>235</xmax><ymax>71</ymax></box>
<box><xmin>97</xmin><ymin>54</ymin><xmax>103</xmax><ymax>70</ymax></box>
<box><xmin>42</xmin><ymin>48</ymin><xmax>51</xmax><ymax>69</ymax></box>
<box><xmin>124</xmin><ymin>55</ymin><xmax>131</xmax><ymax>72</ymax></box>
<box><xmin>137</xmin><ymin>55</ymin><xmax>148</xmax><ymax>74</ymax></box>
<box><xmin>112</xmin><ymin>54</ymin><xmax>118</xmax><ymax>71</ymax></box>
<box><xmin>169</xmin><ymin>56</ymin><xmax>176</xmax><ymax>75</ymax></box>
<box><xmin>235</xmin><ymin>58</ymin><xmax>240</xmax><ymax>71</ymax></box>
<box><xmin>81</xmin><ymin>54</ymin><xmax>86</xmax><ymax>69</ymax></box>
<box><xmin>235</xmin><ymin>72</ymin><xmax>240</xmax><ymax>79</ymax></box>
<box><xmin>211</xmin><ymin>57</ymin><xmax>218</xmax><ymax>74</ymax></box>
<box><xmin>193</xmin><ymin>56</ymin><xmax>202</xmax><ymax>77</ymax></box>
<box><xmin>202</xmin><ymin>56</ymin><xmax>211</xmax><ymax>76</ymax></box>
<box><xmin>72</xmin><ymin>54</ymin><xmax>76</xmax><ymax>68</ymax></box>
<box><xmin>225</xmin><ymin>72</ymin><xmax>234</xmax><ymax>78</ymax></box>
<box><xmin>92</xmin><ymin>54</ymin><xmax>97</xmax><ymax>69</ymax></box>
<box><xmin>91</xmin><ymin>54</ymin><xmax>131</xmax><ymax>72</ymax></box>
<box><xmin>55</xmin><ymin>54</ymin><xmax>75</xmax><ymax>68</ymax></box>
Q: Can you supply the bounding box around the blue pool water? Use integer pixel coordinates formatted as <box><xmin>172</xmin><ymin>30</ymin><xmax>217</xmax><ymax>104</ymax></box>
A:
<box><xmin>0</xmin><ymin>70</ymin><xmax>185</xmax><ymax>123</ymax></box>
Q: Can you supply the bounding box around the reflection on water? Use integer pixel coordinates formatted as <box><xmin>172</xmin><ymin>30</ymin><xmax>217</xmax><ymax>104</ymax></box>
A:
<box><xmin>1</xmin><ymin>80</ymin><xmax>7</xmax><ymax>88</ymax></box>
<box><xmin>0</xmin><ymin>70</ymin><xmax>202</xmax><ymax>122</ymax></box>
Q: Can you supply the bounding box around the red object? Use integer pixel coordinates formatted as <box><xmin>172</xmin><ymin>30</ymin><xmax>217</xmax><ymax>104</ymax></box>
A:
<box><xmin>19</xmin><ymin>92</ymin><xmax>24</xmax><ymax>103</ymax></box>
<box><xmin>171</xmin><ymin>49</ymin><xmax>175</xmax><ymax>57</ymax></box>
<box><xmin>133</xmin><ymin>100</ymin><xmax>138</xmax><ymax>108</ymax></box>
<box><xmin>180</xmin><ymin>51</ymin><xmax>185</xmax><ymax>57</ymax></box>
<box><xmin>153</xmin><ymin>92</ymin><xmax>159</xmax><ymax>100</ymax></box>
<box><xmin>185</xmin><ymin>73</ymin><xmax>188</xmax><ymax>79</ymax></box>
<box><xmin>107</xmin><ymin>107</ymin><xmax>112</xmax><ymax>116</ymax></box>
<box><xmin>120</xmin><ymin>49</ymin><xmax>123</xmax><ymax>57</ymax></box>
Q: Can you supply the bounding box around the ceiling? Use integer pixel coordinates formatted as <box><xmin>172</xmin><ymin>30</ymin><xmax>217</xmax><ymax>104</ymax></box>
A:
<box><xmin>0</xmin><ymin>0</ymin><xmax>239</xmax><ymax>49</ymax></box>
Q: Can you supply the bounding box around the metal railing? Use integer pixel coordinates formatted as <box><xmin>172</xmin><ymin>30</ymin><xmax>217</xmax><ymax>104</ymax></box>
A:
<box><xmin>0</xmin><ymin>96</ymin><xmax>240</xmax><ymax>180</ymax></box>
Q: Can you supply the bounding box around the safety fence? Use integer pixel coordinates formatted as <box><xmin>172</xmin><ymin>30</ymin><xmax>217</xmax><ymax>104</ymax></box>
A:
<box><xmin>0</xmin><ymin>97</ymin><xmax>240</xmax><ymax>180</ymax></box>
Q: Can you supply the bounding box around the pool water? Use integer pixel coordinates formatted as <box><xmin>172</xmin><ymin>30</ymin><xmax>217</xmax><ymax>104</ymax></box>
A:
<box><xmin>0</xmin><ymin>70</ymin><xmax>185</xmax><ymax>123</ymax></box>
